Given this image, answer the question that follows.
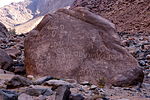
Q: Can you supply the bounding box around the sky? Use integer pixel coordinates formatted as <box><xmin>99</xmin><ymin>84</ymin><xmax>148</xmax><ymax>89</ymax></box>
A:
<box><xmin>0</xmin><ymin>0</ymin><xmax>24</xmax><ymax>7</ymax></box>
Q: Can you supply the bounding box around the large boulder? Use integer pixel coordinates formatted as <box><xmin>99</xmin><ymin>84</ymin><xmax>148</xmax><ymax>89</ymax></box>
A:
<box><xmin>0</xmin><ymin>22</ymin><xmax>8</xmax><ymax>38</ymax></box>
<box><xmin>0</xmin><ymin>49</ymin><xmax>13</xmax><ymax>70</ymax></box>
<box><xmin>24</xmin><ymin>7</ymin><xmax>143</xmax><ymax>86</ymax></box>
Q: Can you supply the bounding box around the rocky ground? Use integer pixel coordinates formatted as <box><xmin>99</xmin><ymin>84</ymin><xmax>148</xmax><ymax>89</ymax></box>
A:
<box><xmin>0</xmin><ymin>0</ymin><xmax>149</xmax><ymax>99</ymax></box>
<box><xmin>0</xmin><ymin>30</ymin><xmax>149</xmax><ymax>100</ymax></box>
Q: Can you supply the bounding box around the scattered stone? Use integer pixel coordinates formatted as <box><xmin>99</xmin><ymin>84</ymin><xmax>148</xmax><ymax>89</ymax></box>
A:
<box><xmin>25</xmin><ymin>87</ymin><xmax>53</xmax><ymax>96</ymax></box>
<box><xmin>5</xmin><ymin>47</ymin><xmax>21</xmax><ymax>59</ymax></box>
<box><xmin>18</xmin><ymin>93</ymin><xmax>34</xmax><ymax>100</ymax></box>
<box><xmin>27</xmin><ymin>75</ymin><xmax>34</xmax><ymax>80</ymax></box>
<box><xmin>33</xmin><ymin>76</ymin><xmax>54</xmax><ymax>85</ymax></box>
<box><xmin>0</xmin><ymin>49</ymin><xmax>13</xmax><ymax>70</ymax></box>
<box><xmin>13</xmin><ymin>66</ymin><xmax>25</xmax><ymax>75</ymax></box>
<box><xmin>146</xmin><ymin>55</ymin><xmax>150</xmax><ymax>60</ymax></box>
<box><xmin>0</xmin><ymin>74</ymin><xmax>15</xmax><ymax>88</ymax></box>
<box><xmin>69</xmin><ymin>94</ymin><xmax>84</xmax><ymax>100</ymax></box>
<box><xmin>0</xmin><ymin>89</ymin><xmax>18</xmax><ymax>100</ymax></box>
<box><xmin>44</xmin><ymin>80</ymin><xmax>74</xmax><ymax>88</ymax></box>
<box><xmin>112</xmin><ymin>68</ymin><xmax>144</xmax><ymax>87</ymax></box>
<box><xmin>55</xmin><ymin>85</ymin><xmax>71</xmax><ymax>100</ymax></box>
<box><xmin>148</xmin><ymin>73</ymin><xmax>150</xmax><ymax>78</ymax></box>
<box><xmin>90</xmin><ymin>85</ymin><xmax>97</xmax><ymax>90</ymax></box>
<box><xmin>80</xmin><ymin>81</ymin><xmax>90</xmax><ymax>86</ymax></box>
<box><xmin>5</xmin><ymin>75</ymin><xmax>33</xmax><ymax>88</ymax></box>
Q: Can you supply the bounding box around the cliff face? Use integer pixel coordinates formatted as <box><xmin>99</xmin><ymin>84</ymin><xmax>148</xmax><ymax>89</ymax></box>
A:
<box><xmin>0</xmin><ymin>0</ymin><xmax>75</xmax><ymax>33</ymax></box>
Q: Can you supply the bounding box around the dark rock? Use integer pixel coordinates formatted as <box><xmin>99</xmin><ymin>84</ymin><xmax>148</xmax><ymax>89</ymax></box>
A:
<box><xmin>25</xmin><ymin>88</ymin><xmax>53</xmax><ymax>96</ymax></box>
<box><xmin>111</xmin><ymin>68</ymin><xmax>144</xmax><ymax>87</ymax></box>
<box><xmin>0</xmin><ymin>49</ymin><xmax>13</xmax><ymax>70</ymax></box>
<box><xmin>33</xmin><ymin>76</ymin><xmax>54</xmax><ymax>85</ymax></box>
<box><xmin>0</xmin><ymin>89</ymin><xmax>18</xmax><ymax>100</ymax></box>
<box><xmin>5</xmin><ymin>75</ymin><xmax>33</xmax><ymax>88</ymax></box>
<box><xmin>56</xmin><ymin>85</ymin><xmax>71</xmax><ymax>100</ymax></box>
<box><xmin>13</xmin><ymin>66</ymin><xmax>26</xmax><ymax>75</ymax></box>
<box><xmin>5</xmin><ymin>47</ymin><xmax>21</xmax><ymax>59</ymax></box>
<box><xmin>0</xmin><ymin>22</ymin><xmax>8</xmax><ymax>38</ymax></box>
<box><xmin>69</xmin><ymin>94</ymin><xmax>84</xmax><ymax>100</ymax></box>
<box><xmin>25</xmin><ymin>7</ymin><xmax>142</xmax><ymax>86</ymax></box>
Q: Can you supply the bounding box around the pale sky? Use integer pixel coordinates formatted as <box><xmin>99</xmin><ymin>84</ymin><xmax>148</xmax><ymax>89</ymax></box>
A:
<box><xmin>0</xmin><ymin>0</ymin><xmax>24</xmax><ymax>7</ymax></box>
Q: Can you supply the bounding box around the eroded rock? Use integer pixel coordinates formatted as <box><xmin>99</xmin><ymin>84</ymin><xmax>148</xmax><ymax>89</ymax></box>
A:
<box><xmin>24</xmin><ymin>7</ymin><xmax>143</xmax><ymax>86</ymax></box>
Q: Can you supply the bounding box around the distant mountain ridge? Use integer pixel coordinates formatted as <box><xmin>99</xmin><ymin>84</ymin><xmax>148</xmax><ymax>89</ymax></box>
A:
<box><xmin>0</xmin><ymin>0</ymin><xmax>75</xmax><ymax>33</ymax></box>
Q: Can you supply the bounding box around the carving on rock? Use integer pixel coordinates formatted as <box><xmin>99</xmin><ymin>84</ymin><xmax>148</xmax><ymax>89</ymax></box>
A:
<box><xmin>25</xmin><ymin>7</ymin><xmax>143</xmax><ymax>86</ymax></box>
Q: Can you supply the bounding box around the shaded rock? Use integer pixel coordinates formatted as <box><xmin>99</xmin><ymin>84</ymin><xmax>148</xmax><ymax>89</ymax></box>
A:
<box><xmin>0</xmin><ymin>49</ymin><xmax>13</xmax><ymax>70</ymax></box>
<box><xmin>18</xmin><ymin>93</ymin><xmax>34</xmax><ymax>100</ymax></box>
<box><xmin>25</xmin><ymin>7</ymin><xmax>142</xmax><ymax>86</ymax></box>
<box><xmin>0</xmin><ymin>22</ymin><xmax>8</xmax><ymax>38</ymax></box>
<box><xmin>0</xmin><ymin>89</ymin><xmax>18</xmax><ymax>100</ymax></box>
<box><xmin>55</xmin><ymin>85</ymin><xmax>71</xmax><ymax>100</ymax></box>
<box><xmin>5</xmin><ymin>75</ymin><xmax>33</xmax><ymax>88</ymax></box>
<box><xmin>46</xmin><ymin>95</ymin><xmax>55</xmax><ymax>100</ymax></box>
<box><xmin>13</xmin><ymin>66</ymin><xmax>26</xmax><ymax>75</ymax></box>
<box><xmin>5</xmin><ymin>47</ymin><xmax>21</xmax><ymax>59</ymax></box>
<box><xmin>33</xmin><ymin>76</ymin><xmax>54</xmax><ymax>85</ymax></box>
<box><xmin>0</xmin><ymin>69</ymin><xmax>14</xmax><ymax>74</ymax></box>
<box><xmin>25</xmin><ymin>88</ymin><xmax>53</xmax><ymax>96</ymax></box>
<box><xmin>0</xmin><ymin>74</ymin><xmax>15</xmax><ymax>89</ymax></box>
<box><xmin>111</xmin><ymin>68</ymin><xmax>144</xmax><ymax>87</ymax></box>
<box><xmin>69</xmin><ymin>94</ymin><xmax>84</xmax><ymax>100</ymax></box>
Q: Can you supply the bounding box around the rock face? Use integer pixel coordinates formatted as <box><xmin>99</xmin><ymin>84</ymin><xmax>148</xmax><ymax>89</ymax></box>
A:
<box><xmin>71</xmin><ymin>0</ymin><xmax>150</xmax><ymax>33</ymax></box>
<box><xmin>0</xmin><ymin>22</ymin><xmax>8</xmax><ymax>38</ymax></box>
<box><xmin>24</xmin><ymin>7</ymin><xmax>143</xmax><ymax>86</ymax></box>
<box><xmin>0</xmin><ymin>49</ymin><xmax>13</xmax><ymax>70</ymax></box>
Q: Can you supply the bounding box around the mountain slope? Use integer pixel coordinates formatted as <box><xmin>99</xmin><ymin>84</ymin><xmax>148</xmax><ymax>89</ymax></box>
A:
<box><xmin>71</xmin><ymin>0</ymin><xmax>150</xmax><ymax>33</ymax></box>
<box><xmin>0</xmin><ymin>0</ymin><xmax>75</xmax><ymax>33</ymax></box>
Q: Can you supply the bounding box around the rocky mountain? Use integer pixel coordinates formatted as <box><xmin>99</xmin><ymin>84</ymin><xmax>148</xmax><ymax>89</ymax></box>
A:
<box><xmin>0</xmin><ymin>0</ymin><xmax>75</xmax><ymax>33</ymax></box>
<box><xmin>71</xmin><ymin>0</ymin><xmax>150</xmax><ymax>33</ymax></box>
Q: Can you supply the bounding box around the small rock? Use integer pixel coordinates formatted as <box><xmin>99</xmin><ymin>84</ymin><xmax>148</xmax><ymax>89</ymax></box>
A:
<box><xmin>56</xmin><ymin>85</ymin><xmax>71</xmax><ymax>100</ymax></box>
<box><xmin>25</xmin><ymin>88</ymin><xmax>53</xmax><ymax>96</ymax></box>
<box><xmin>13</xmin><ymin>66</ymin><xmax>25</xmax><ymax>75</ymax></box>
<box><xmin>44</xmin><ymin>80</ymin><xmax>74</xmax><ymax>87</ymax></box>
<box><xmin>138</xmin><ymin>60</ymin><xmax>146</xmax><ymax>66</ymax></box>
<box><xmin>33</xmin><ymin>76</ymin><xmax>54</xmax><ymax>85</ymax></box>
<box><xmin>27</xmin><ymin>75</ymin><xmax>34</xmax><ymax>80</ymax></box>
<box><xmin>5</xmin><ymin>75</ymin><xmax>33</xmax><ymax>88</ymax></box>
<box><xmin>118</xmin><ymin>99</ymin><xmax>129</xmax><ymax>100</ymax></box>
<box><xmin>0</xmin><ymin>49</ymin><xmax>13</xmax><ymax>70</ymax></box>
<box><xmin>146</xmin><ymin>54</ymin><xmax>150</xmax><ymax>60</ymax></box>
<box><xmin>90</xmin><ymin>85</ymin><xmax>97</xmax><ymax>90</ymax></box>
<box><xmin>80</xmin><ymin>81</ymin><xmax>90</xmax><ymax>85</ymax></box>
<box><xmin>69</xmin><ymin>94</ymin><xmax>84</xmax><ymax>100</ymax></box>
<box><xmin>18</xmin><ymin>93</ymin><xmax>34</xmax><ymax>100</ymax></box>
<box><xmin>0</xmin><ymin>89</ymin><xmax>18</xmax><ymax>100</ymax></box>
<box><xmin>148</xmin><ymin>73</ymin><xmax>150</xmax><ymax>78</ymax></box>
<box><xmin>5</xmin><ymin>47</ymin><xmax>21</xmax><ymax>59</ymax></box>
